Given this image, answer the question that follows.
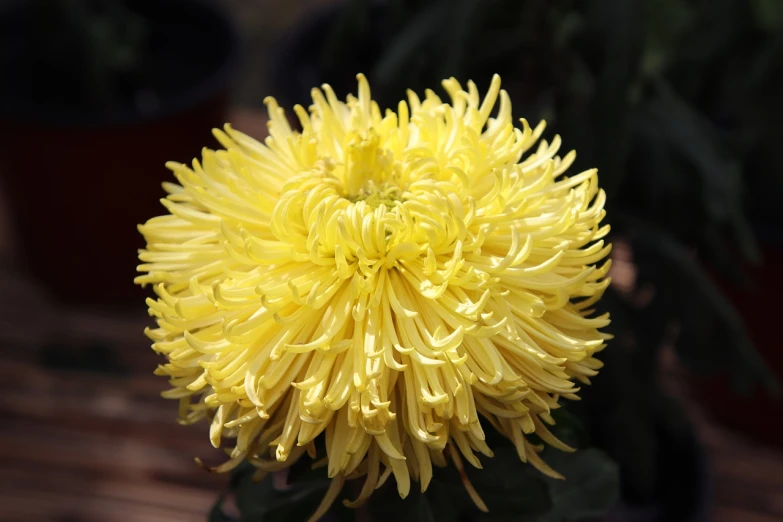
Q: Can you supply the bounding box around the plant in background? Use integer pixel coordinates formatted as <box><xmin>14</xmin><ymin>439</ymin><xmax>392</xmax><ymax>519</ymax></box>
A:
<box><xmin>269</xmin><ymin>0</ymin><xmax>782</xmax><ymax>518</ymax></box>
<box><xmin>16</xmin><ymin>0</ymin><xmax>150</xmax><ymax>112</ymax></box>
<box><xmin>137</xmin><ymin>75</ymin><xmax>618</xmax><ymax>520</ymax></box>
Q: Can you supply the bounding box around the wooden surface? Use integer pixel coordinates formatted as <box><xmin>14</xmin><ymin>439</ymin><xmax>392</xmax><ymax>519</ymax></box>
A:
<box><xmin>1</xmin><ymin>110</ymin><xmax>782</xmax><ymax>522</ymax></box>
<box><xmin>666</xmin><ymin>361</ymin><xmax>783</xmax><ymax>522</ymax></box>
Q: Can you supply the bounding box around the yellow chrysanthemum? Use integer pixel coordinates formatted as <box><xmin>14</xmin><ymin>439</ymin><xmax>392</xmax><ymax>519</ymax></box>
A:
<box><xmin>137</xmin><ymin>74</ymin><xmax>610</xmax><ymax>517</ymax></box>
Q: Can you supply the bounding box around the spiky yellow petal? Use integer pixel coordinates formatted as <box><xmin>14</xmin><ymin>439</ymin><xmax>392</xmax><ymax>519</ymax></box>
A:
<box><xmin>137</xmin><ymin>73</ymin><xmax>610</xmax><ymax>510</ymax></box>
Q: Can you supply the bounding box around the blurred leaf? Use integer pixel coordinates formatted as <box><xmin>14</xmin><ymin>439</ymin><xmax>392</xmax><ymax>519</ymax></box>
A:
<box><xmin>751</xmin><ymin>0</ymin><xmax>783</xmax><ymax>32</ymax></box>
<box><xmin>630</xmin><ymin>218</ymin><xmax>779</xmax><ymax>395</ymax></box>
<box><xmin>369</xmin><ymin>484</ymin><xmax>440</xmax><ymax>522</ymax></box>
<box><xmin>422</xmin><ymin>446</ymin><xmax>553</xmax><ymax>521</ymax></box>
<box><xmin>233</xmin><ymin>471</ymin><xmax>273</xmax><ymax>518</ymax></box>
<box><xmin>627</xmin><ymin>79</ymin><xmax>761</xmax><ymax>266</ymax></box>
<box><xmin>641</xmin><ymin>0</ymin><xmax>694</xmax><ymax>75</ymax></box>
<box><xmin>583</xmin><ymin>0</ymin><xmax>645</xmax><ymax>197</ymax></box>
<box><xmin>648</xmin><ymin>81</ymin><xmax>742</xmax><ymax>221</ymax></box>
<box><xmin>674</xmin><ymin>0</ymin><xmax>748</xmax><ymax>68</ymax></box>
<box><xmin>553</xmin><ymin>10</ymin><xmax>584</xmax><ymax>49</ymax></box>
<box><xmin>371</xmin><ymin>2</ymin><xmax>448</xmax><ymax>91</ymax></box>
<box><xmin>540</xmin><ymin>449</ymin><xmax>619</xmax><ymax>522</ymax></box>
<box><xmin>549</xmin><ymin>408</ymin><xmax>589</xmax><ymax>449</ymax></box>
<box><xmin>261</xmin><ymin>481</ymin><xmax>334</xmax><ymax>522</ymax></box>
<box><xmin>227</xmin><ymin>461</ymin><xmax>334</xmax><ymax>521</ymax></box>
<box><xmin>470</xmin><ymin>448</ymin><xmax>553</xmax><ymax>518</ymax></box>
<box><xmin>729</xmin><ymin>211</ymin><xmax>763</xmax><ymax>265</ymax></box>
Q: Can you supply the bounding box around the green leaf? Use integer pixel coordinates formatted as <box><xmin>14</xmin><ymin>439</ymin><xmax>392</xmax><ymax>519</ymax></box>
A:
<box><xmin>466</xmin><ymin>447</ymin><xmax>553</xmax><ymax>519</ymax></box>
<box><xmin>373</xmin><ymin>445</ymin><xmax>553</xmax><ymax>522</ymax></box>
<box><xmin>641</xmin><ymin>0</ymin><xmax>695</xmax><ymax>75</ymax></box>
<box><xmin>539</xmin><ymin>449</ymin><xmax>619</xmax><ymax>522</ymax></box>
<box><xmin>751</xmin><ymin>0</ymin><xmax>783</xmax><ymax>32</ymax></box>
<box><xmin>227</xmin><ymin>463</ymin><xmax>334</xmax><ymax>521</ymax></box>
<box><xmin>369</xmin><ymin>479</ymin><xmax>446</xmax><ymax>522</ymax></box>
<box><xmin>233</xmin><ymin>472</ymin><xmax>274</xmax><ymax>519</ymax></box>
<box><xmin>553</xmin><ymin>11</ymin><xmax>584</xmax><ymax>50</ymax></box>
<box><xmin>549</xmin><ymin>408</ymin><xmax>588</xmax><ymax>449</ymax></box>
<box><xmin>260</xmin><ymin>481</ymin><xmax>334</xmax><ymax>522</ymax></box>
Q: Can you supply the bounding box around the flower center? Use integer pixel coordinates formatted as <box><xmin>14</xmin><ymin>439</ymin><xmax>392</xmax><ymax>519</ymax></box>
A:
<box><xmin>347</xmin><ymin>180</ymin><xmax>403</xmax><ymax>208</ymax></box>
<box><xmin>341</xmin><ymin>130</ymin><xmax>404</xmax><ymax>208</ymax></box>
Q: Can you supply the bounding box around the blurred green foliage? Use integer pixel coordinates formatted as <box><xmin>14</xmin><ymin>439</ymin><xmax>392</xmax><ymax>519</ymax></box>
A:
<box><xmin>212</xmin><ymin>419</ymin><xmax>618</xmax><ymax>522</ymax></box>
<box><xmin>251</xmin><ymin>0</ymin><xmax>783</xmax><ymax>518</ymax></box>
<box><xmin>304</xmin><ymin>0</ymin><xmax>783</xmax><ymax>392</ymax></box>
<box><xmin>24</xmin><ymin>0</ymin><xmax>149</xmax><ymax>111</ymax></box>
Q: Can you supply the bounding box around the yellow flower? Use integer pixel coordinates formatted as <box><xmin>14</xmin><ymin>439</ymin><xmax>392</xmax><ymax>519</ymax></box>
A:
<box><xmin>137</xmin><ymin>74</ymin><xmax>611</xmax><ymax>517</ymax></box>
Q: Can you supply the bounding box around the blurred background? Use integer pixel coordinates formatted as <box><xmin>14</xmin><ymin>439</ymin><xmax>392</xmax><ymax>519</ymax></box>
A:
<box><xmin>0</xmin><ymin>0</ymin><xmax>782</xmax><ymax>521</ymax></box>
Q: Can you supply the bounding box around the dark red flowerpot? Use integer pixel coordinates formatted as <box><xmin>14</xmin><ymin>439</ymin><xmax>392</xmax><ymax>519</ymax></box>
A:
<box><xmin>0</xmin><ymin>0</ymin><xmax>239</xmax><ymax>305</ymax></box>
<box><xmin>692</xmin><ymin>239</ymin><xmax>783</xmax><ymax>448</ymax></box>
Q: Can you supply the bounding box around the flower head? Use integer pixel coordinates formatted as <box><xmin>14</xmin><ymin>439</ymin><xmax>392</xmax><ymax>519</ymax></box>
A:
<box><xmin>137</xmin><ymin>74</ymin><xmax>611</xmax><ymax>515</ymax></box>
